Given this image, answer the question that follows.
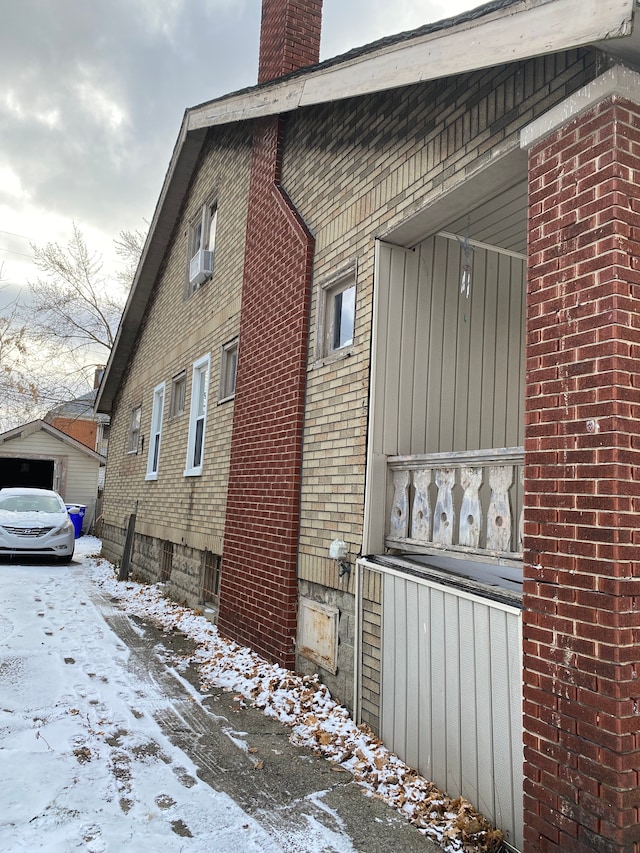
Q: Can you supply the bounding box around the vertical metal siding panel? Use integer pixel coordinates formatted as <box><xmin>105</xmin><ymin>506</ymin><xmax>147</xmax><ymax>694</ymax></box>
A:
<box><xmin>417</xmin><ymin>582</ymin><xmax>433</xmax><ymax>780</ymax></box>
<box><xmin>412</xmin><ymin>239</ymin><xmax>434</xmax><ymax>455</ymax></box>
<box><xmin>426</xmin><ymin>238</ymin><xmax>448</xmax><ymax>452</ymax></box>
<box><xmin>377</xmin><ymin>565</ymin><xmax>523</xmax><ymax>849</ymax></box>
<box><xmin>393</xmin><ymin>577</ymin><xmax>408</xmax><ymax>759</ymax></box>
<box><xmin>506</xmin><ymin>258</ymin><xmax>525</xmax><ymax>448</ymax></box>
<box><xmin>490</xmin><ymin>611</ymin><xmax>516</xmax><ymax>842</ymax></box>
<box><xmin>473</xmin><ymin>602</ymin><xmax>496</xmax><ymax>822</ymax></box>
<box><xmin>399</xmin><ymin>248</ymin><xmax>420</xmax><ymax>455</ymax></box>
<box><xmin>493</xmin><ymin>253</ymin><xmax>511</xmax><ymax>448</ymax></box>
<box><xmin>508</xmin><ymin>610</ymin><xmax>524</xmax><ymax>847</ymax></box>
<box><xmin>430</xmin><ymin>587</ymin><xmax>447</xmax><ymax>782</ymax></box>
<box><xmin>381</xmin><ymin>572</ymin><xmax>397</xmax><ymax>747</ymax></box>
<box><xmin>405</xmin><ymin>577</ymin><xmax>421</xmax><ymax>769</ymax></box>
<box><xmin>444</xmin><ymin>592</ymin><xmax>462</xmax><ymax>797</ymax></box>
<box><xmin>466</xmin><ymin>246</ymin><xmax>487</xmax><ymax>451</ymax></box>
<box><xmin>382</xmin><ymin>249</ymin><xmax>407</xmax><ymax>454</ymax></box>
<box><xmin>480</xmin><ymin>250</ymin><xmax>498</xmax><ymax>449</ymax></box>
<box><xmin>439</xmin><ymin>238</ymin><xmax>461</xmax><ymax>452</ymax></box>
<box><xmin>371</xmin><ymin>243</ymin><xmax>393</xmax><ymax>453</ymax></box>
<box><xmin>459</xmin><ymin>597</ymin><xmax>480</xmax><ymax>811</ymax></box>
<box><xmin>453</xmin><ymin>248</ymin><xmax>472</xmax><ymax>452</ymax></box>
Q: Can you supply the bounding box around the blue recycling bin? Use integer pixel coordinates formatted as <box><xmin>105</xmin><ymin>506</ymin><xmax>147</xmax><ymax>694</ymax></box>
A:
<box><xmin>65</xmin><ymin>504</ymin><xmax>86</xmax><ymax>539</ymax></box>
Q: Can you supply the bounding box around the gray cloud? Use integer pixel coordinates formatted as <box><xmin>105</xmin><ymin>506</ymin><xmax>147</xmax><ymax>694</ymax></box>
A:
<box><xmin>1</xmin><ymin>0</ymin><xmax>473</xmax><ymax>244</ymax></box>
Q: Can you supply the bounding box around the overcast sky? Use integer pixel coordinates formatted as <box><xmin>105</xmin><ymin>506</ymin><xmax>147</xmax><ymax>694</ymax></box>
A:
<box><xmin>0</xmin><ymin>0</ymin><xmax>482</xmax><ymax>298</ymax></box>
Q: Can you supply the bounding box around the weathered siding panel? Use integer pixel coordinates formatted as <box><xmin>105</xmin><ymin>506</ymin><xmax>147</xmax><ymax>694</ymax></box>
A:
<box><xmin>376</xmin><ymin>565</ymin><xmax>523</xmax><ymax>848</ymax></box>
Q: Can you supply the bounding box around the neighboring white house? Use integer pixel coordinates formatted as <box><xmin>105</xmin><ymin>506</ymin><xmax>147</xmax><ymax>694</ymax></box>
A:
<box><xmin>0</xmin><ymin>420</ymin><xmax>105</xmax><ymax>531</ymax></box>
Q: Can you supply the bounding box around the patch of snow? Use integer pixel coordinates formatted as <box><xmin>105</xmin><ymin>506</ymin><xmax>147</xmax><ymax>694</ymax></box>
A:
<box><xmin>89</xmin><ymin>551</ymin><xmax>503</xmax><ymax>853</ymax></box>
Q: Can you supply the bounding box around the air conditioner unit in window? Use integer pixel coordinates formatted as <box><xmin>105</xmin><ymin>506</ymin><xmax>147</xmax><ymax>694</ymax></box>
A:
<box><xmin>189</xmin><ymin>249</ymin><xmax>214</xmax><ymax>288</ymax></box>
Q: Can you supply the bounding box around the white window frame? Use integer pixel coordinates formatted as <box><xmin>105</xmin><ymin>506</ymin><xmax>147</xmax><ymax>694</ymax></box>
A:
<box><xmin>188</xmin><ymin>202</ymin><xmax>217</xmax><ymax>294</ymax></box>
<box><xmin>170</xmin><ymin>370</ymin><xmax>186</xmax><ymax>418</ymax></box>
<box><xmin>316</xmin><ymin>261</ymin><xmax>357</xmax><ymax>362</ymax></box>
<box><xmin>145</xmin><ymin>381</ymin><xmax>165</xmax><ymax>480</ymax></box>
<box><xmin>127</xmin><ymin>404</ymin><xmax>142</xmax><ymax>454</ymax></box>
<box><xmin>218</xmin><ymin>338</ymin><xmax>238</xmax><ymax>403</ymax></box>
<box><xmin>184</xmin><ymin>353</ymin><xmax>210</xmax><ymax>477</ymax></box>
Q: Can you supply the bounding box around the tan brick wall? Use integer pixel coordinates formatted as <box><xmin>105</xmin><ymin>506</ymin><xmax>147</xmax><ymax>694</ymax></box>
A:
<box><xmin>102</xmin><ymin>123</ymin><xmax>252</xmax><ymax>575</ymax></box>
<box><xmin>282</xmin><ymin>50</ymin><xmax>598</xmax><ymax>586</ymax></box>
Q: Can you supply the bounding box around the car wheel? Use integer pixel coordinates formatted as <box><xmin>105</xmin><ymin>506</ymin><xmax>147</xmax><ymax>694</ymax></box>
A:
<box><xmin>58</xmin><ymin>554</ymin><xmax>74</xmax><ymax>564</ymax></box>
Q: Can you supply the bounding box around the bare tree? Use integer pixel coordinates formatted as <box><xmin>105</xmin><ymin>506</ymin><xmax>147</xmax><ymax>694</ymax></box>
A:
<box><xmin>0</xmin><ymin>224</ymin><xmax>144</xmax><ymax>431</ymax></box>
<box><xmin>0</xmin><ymin>265</ymin><xmax>40</xmax><ymax>430</ymax></box>
<box><xmin>26</xmin><ymin>223</ymin><xmax>129</xmax><ymax>360</ymax></box>
<box><xmin>114</xmin><ymin>226</ymin><xmax>146</xmax><ymax>291</ymax></box>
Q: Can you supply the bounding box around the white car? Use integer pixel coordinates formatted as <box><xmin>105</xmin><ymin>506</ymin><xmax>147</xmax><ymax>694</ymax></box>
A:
<box><xmin>0</xmin><ymin>487</ymin><xmax>75</xmax><ymax>563</ymax></box>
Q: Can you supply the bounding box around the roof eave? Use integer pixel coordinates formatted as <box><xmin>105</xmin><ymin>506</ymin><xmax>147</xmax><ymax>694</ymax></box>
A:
<box><xmin>187</xmin><ymin>0</ymin><xmax>636</xmax><ymax>130</ymax></box>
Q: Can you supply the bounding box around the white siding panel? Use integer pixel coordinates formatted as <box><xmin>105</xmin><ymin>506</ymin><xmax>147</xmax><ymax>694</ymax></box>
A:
<box><xmin>380</xmin><ymin>234</ymin><xmax>525</xmax><ymax>458</ymax></box>
<box><xmin>379</xmin><ymin>566</ymin><xmax>523</xmax><ymax>849</ymax></box>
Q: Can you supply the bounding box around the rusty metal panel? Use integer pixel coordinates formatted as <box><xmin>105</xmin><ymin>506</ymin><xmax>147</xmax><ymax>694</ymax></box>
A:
<box><xmin>298</xmin><ymin>597</ymin><xmax>339</xmax><ymax>674</ymax></box>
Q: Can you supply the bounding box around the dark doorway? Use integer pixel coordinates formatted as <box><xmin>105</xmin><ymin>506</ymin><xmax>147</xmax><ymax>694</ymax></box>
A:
<box><xmin>0</xmin><ymin>458</ymin><xmax>55</xmax><ymax>489</ymax></box>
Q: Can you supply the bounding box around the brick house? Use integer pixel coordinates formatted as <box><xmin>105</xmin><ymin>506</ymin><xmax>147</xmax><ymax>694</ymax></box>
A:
<box><xmin>47</xmin><ymin>369</ymin><xmax>110</xmax><ymax>456</ymax></box>
<box><xmin>96</xmin><ymin>0</ymin><xmax>640</xmax><ymax>850</ymax></box>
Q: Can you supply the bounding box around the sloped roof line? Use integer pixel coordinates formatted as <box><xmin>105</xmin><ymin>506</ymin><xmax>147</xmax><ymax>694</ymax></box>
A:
<box><xmin>0</xmin><ymin>419</ymin><xmax>106</xmax><ymax>463</ymax></box>
<box><xmin>96</xmin><ymin>0</ymin><xmax>636</xmax><ymax>414</ymax></box>
<box><xmin>187</xmin><ymin>0</ymin><xmax>523</xmax><ymax>115</ymax></box>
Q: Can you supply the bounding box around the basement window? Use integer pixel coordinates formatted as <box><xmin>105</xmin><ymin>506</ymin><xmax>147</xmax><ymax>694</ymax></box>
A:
<box><xmin>159</xmin><ymin>540</ymin><xmax>173</xmax><ymax>583</ymax></box>
<box><xmin>201</xmin><ymin>551</ymin><xmax>221</xmax><ymax>609</ymax></box>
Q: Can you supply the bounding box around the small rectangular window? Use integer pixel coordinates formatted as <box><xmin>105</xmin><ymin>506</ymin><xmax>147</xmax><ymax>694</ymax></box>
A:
<box><xmin>331</xmin><ymin>283</ymin><xmax>356</xmax><ymax>350</ymax></box>
<box><xmin>127</xmin><ymin>405</ymin><xmax>142</xmax><ymax>454</ymax></box>
<box><xmin>146</xmin><ymin>382</ymin><xmax>165</xmax><ymax>480</ymax></box>
<box><xmin>184</xmin><ymin>353</ymin><xmax>210</xmax><ymax>476</ymax></box>
<box><xmin>170</xmin><ymin>371</ymin><xmax>186</xmax><ymax>417</ymax></box>
<box><xmin>317</xmin><ymin>264</ymin><xmax>357</xmax><ymax>360</ymax></box>
<box><xmin>219</xmin><ymin>338</ymin><xmax>238</xmax><ymax>401</ymax></box>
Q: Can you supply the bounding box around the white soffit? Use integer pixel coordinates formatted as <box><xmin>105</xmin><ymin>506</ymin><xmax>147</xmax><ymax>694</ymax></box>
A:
<box><xmin>187</xmin><ymin>0</ymin><xmax>635</xmax><ymax>132</ymax></box>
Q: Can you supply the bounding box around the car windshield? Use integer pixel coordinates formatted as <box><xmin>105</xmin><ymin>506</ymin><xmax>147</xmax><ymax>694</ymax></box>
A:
<box><xmin>0</xmin><ymin>495</ymin><xmax>63</xmax><ymax>513</ymax></box>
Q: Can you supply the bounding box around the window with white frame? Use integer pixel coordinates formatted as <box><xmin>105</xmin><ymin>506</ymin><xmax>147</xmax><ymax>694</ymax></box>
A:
<box><xmin>170</xmin><ymin>371</ymin><xmax>186</xmax><ymax>417</ymax></box>
<box><xmin>145</xmin><ymin>382</ymin><xmax>165</xmax><ymax>480</ymax></box>
<box><xmin>219</xmin><ymin>338</ymin><xmax>238</xmax><ymax>402</ymax></box>
<box><xmin>127</xmin><ymin>404</ymin><xmax>142</xmax><ymax>454</ymax></box>
<box><xmin>188</xmin><ymin>202</ymin><xmax>217</xmax><ymax>293</ymax></box>
<box><xmin>184</xmin><ymin>354</ymin><xmax>210</xmax><ymax>476</ymax></box>
<box><xmin>317</xmin><ymin>264</ymin><xmax>357</xmax><ymax>360</ymax></box>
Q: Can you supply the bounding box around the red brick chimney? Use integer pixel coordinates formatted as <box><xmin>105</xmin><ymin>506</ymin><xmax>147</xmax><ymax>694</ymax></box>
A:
<box><xmin>258</xmin><ymin>0</ymin><xmax>323</xmax><ymax>84</ymax></box>
<box><xmin>219</xmin><ymin>1</ymin><xmax>322</xmax><ymax>667</ymax></box>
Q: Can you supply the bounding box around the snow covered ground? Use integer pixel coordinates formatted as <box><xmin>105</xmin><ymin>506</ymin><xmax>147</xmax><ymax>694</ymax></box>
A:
<box><xmin>0</xmin><ymin>539</ymin><xmax>502</xmax><ymax>853</ymax></box>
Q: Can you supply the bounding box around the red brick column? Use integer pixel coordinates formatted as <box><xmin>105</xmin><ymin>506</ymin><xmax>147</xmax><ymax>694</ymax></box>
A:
<box><xmin>219</xmin><ymin>116</ymin><xmax>314</xmax><ymax>667</ymax></box>
<box><xmin>523</xmin><ymin>96</ymin><xmax>640</xmax><ymax>852</ymax></box>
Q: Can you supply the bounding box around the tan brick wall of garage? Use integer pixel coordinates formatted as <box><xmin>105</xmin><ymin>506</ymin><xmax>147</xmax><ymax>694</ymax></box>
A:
<box><xmin>101</xmin><ymin>123</ymin><xmax>252</xmax><ymax>584</ymax></box>
<box><xmin>281</xmin><ymin>50</ymin><xmax>598</xmax><ymax>589</ymax></box>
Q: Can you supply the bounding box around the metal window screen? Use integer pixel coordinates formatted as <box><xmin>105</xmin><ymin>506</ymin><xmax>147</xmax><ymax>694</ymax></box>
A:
<box><xmin>202</xmin><ymin>551</ymin><xmax>221</xmax><ymax>605</ymax></box>
<box><xmin>160</xmin><ymin>540</ymin><xmax>173</xmax><ymax>582</ymax></box>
